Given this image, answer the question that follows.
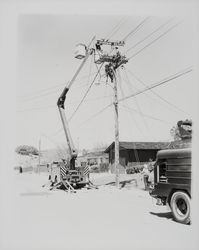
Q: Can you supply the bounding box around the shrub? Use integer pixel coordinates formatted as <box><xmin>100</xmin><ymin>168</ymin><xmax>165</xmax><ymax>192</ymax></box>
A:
<box><xmin>15</xmin><ymin>145</ymin><xmax>39</xmax><ymax>156</ymax></box>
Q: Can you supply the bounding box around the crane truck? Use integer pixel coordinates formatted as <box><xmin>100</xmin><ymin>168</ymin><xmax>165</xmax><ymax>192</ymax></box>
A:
<box><xmin>49</xmin><ymin>38</ymin><xmax>95</xmax><ymax>190</ymax></box>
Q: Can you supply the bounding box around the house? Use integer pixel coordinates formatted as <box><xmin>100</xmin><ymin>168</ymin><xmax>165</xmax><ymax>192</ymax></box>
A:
<box><xmin>77</xmin><ymin>150</ymin><xmax>109</xmax><ymax>168</ymax></box>
<box><xmin>104</xmin><ymin>141</ymin><xmax>169</xmax><ymax>173</ymax></box>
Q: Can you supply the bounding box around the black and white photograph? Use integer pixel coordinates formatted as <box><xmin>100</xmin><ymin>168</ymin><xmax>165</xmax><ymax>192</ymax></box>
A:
<box><xmin>0</xmin><ymin>0</ymin><xmax>199</xmax><ymax>249</ymax></box>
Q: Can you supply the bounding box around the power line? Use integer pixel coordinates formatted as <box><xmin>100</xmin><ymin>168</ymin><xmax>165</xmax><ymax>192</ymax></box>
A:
<box><xmin>123</xmin><ymin>68</ymin><xmax>153</xmax><ymax>138</ymax></box>
<box><xmin>41</xmin><ymin>134</ymin><xmax>67</xmax><ymax>159</ymax></box>
<box><xmin>17</xmin><ymin>83</ymin><xmax>65</xmax><ymax>100</ymax></box>
<box><xmin>17</xmin><ymin>95</ymin><xmax>112</xmax><ymax>112</ymax></box>
<box><xmin>120</xmin><ymin>103</ymin><xmax>148</xmax><ymax>140</ymax></box>
<box><xmin>120</xmin><ymin>104</ymin><xmax>170</xmax><ymax>124</ymax></box>
<box><xmin>125</xmin><ymin>18</ymin><xmax>174</xmax><ymax>53</ymax></box>
<box><xmin>125</xmin><ymin>67</ymin><xmax>189</xmax><ymax>115</ymax></box>
<box><xmin>18</xmin><ymin>88</ymin><xmax>60</xmax><ymax>102</ymax></box>
<box><xmin>17</xmin><ymin>78</ymin><xmax>101</xmax><ymax>103</ymax></box>
<box><xmin>122</xmin><ymin>17</ymin><xmax>150</xmax><ymax>42</ymax></box>
<box><xmin>50</xmin><ymin>127</ymin><xmax>64</xmax><ymax>137</ymax></box>
<box><xmin>69</xmin><ymin>63</ymin><xmax>104</xmax><ymax>121</ymax></box>
<box><xmin>17</xmin><ymin>72</ymin><xmax>98</xmax><ymax>101</ymax></box>
<box><xmin>118</xmin><ymin>67</ymin><xmax>193</xmax><ymax>103</ymax></box>
<box><xmin>119</xmin><ymin>66</ymin><xmax>189</xmax><ymax>118</ymax></box>
<box><xmin>17</xmin><ymin>105</ymin><xmax>55</xmax><ymax>113</ymax></box>
<box><xmin>105</xmin><ymin>17</ymin><xmax>127</xmax><ymax>40</ymax></box>
<box><xmin>128</xmin><ymin>22</ymin><xmax>181</xmax><ymax>60</ymax></box>
<box><xmin>78</xmin><ymin>103</ymin><xmax>112</xmax><ymax>127</ymax></box>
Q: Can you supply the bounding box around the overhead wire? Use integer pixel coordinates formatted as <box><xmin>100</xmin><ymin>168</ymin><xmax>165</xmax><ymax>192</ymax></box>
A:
<box><xmin>118</xmin><ymin>67</ymin><xmax>193</xmax><ymax>103</ymax></box>
<box><xmin>50</xmin><ymin>127</ymin><xmax>64</xmax><ymax>137</ymax></box>
<box><xmin>125</xmin><ymin>67</ymin><xmax>189</xmax><ymax>115</ymax></box>
<box><xmin>128</xmin><ymin>21</ymin><xmax>181</xmax><ymax>60</ymax></box>
<box><xmin>41</xmin><ymin>134</ymin><xmax>67</xmax><ymax>159</ymax></box>
<box><xmin>125</xmin><ymin>18</ymin><xmax>174</xmax><ymax>53</ymax></box>
<box><xmin>120</xmin><ymin>104</ymin><xmax>171</xmax><ymax>124</ymax></box>
<box><xmin>119</xmin><ymin>103</ymin><xmax>148</xmax><ymax>141</ymax></box>
<box><xmin>68</xmin><ymin>59</ymin><xmax>105</xmax><ymax>122</ymax></box>
<box><xmin>122</xmin><ymin>17</ymin><xmax>150</xmax><ymax>42</ymax></box>
<box><xmin>123</xmin><ymin>68</ymin><xmax>155</xmax><ymax>139</ymax></box>
<box><xmin>105</xmin><ymin>17</ymin><xmax>127</xmax><ymax>40</ymax></box>
<box><xmin>117</xmin><ymin>69</ymin><xmax>143</xmax><ymax>161</ymax></box>
<box><xmin>17</xmin><ymin>95</ymin><xmax>112</xmax><ymax>112</ymax></box>
<box><xmin>17</xmin><ymin>72</ymin><xmax>99</xmax><ymax>101</ymax></box>
<box><xmin>78</xmin><ymin>103</ymin><xmax>112</xmax><ymax>127</ymax></box>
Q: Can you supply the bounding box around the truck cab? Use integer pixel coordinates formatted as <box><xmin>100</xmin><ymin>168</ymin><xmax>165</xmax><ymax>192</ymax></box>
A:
<box><xmin>150</xmin><ymin>148</ymin><xmax>191</xmax><ymax>224</ymax></box>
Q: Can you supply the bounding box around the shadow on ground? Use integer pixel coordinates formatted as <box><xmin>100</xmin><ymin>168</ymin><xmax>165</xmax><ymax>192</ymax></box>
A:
<box><xmin>20</xmin><ymin>192</ymin><xmax>52</xmax><ymax>196</ymax></box>
<box><xmin>104</xmin><ymin>179</ymin><xmax>138</xmax><ymax>188</ymax></box>
<box><xmin>150</xmin><ymin>211</ymin><xmax>173</xmax><ymax>221</ymax></box>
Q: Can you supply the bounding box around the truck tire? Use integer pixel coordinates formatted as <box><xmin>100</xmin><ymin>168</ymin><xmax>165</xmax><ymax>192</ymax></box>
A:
<box><xmin>170</xmin><ymin>191</ymin><xmax>190</xmax><ymax>224</ymax></box>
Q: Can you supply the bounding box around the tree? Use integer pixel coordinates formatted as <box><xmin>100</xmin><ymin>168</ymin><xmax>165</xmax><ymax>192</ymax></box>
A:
<box><xmin>170</xmin><ymin>119</ymin><xmax>192</xmax><ymax>141</ymax></box>
<box><xmin>92</xmin><ymin>142</ymin><xmax>108</xmax><ymax>151</ymax></box>
<box><xmin>170</xmin><ymin>126</ymin><xmax>181</xmax><ymax>141</ymax></box>
<box><xmin>15</xmin><ymin>145</ymin><xmax>39</xmax><ymax>156</ymax></box>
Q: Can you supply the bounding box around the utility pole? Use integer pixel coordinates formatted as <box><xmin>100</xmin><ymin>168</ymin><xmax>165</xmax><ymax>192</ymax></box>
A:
<box><xmin>94</xmin><ymin>38</ymin><xmax>128</xmax><ymax>187</ymax></box>
<box><xmin>113</xmin><ymin>70</ymin><xmax>120</xmax><ymax>188</ymax></box>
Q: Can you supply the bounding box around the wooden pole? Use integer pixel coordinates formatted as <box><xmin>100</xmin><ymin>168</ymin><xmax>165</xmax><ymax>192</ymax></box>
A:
<box><xmin>113</xmin><ymin>69</ymin><xmax>120</xmax><ymax>188</ymax></box>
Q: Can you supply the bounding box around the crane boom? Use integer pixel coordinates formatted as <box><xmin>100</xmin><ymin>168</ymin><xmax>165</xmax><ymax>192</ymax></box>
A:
<box><xmin>57</xmin><ymin>41</ymin><xmax>94</xmax><ymax>169</ymax></box>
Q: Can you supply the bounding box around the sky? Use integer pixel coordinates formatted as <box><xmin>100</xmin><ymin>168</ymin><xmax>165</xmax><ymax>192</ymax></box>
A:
<box><xmin>16</xmin><ymin>13</ymin><xmax>197</xmax><ymax>151</ymax></box>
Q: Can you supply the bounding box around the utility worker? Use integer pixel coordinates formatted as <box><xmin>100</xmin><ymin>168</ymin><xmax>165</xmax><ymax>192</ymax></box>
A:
<box><xmin>95</xmin><ymin>40</ymin><xmax>103</xmax><ymax>54</ymax></box>
<box><xmin>141</xmin><ymin>164</ymin><xmax>150</xmax><ymax>190</ymax></box>
<box><xmin>105</xmin><ymin>63</ymin><xmax>114</xmax><ymax>83</ymax></box>
<box><xmin>148</xmin><ymin>159</ymin><xmax>154</xmax><ymax>189</ymax></box>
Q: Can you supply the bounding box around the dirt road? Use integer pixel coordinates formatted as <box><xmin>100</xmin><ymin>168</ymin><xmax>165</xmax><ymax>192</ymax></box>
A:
<box><xmin>1</xmin><ymin>172</ymin><xmax>198</xmax><ymax>250</ymax></box>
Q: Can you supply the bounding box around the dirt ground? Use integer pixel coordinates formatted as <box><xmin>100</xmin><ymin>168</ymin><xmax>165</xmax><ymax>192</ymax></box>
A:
<box><xmin>0</xmin><ymin>172</ymin><xmax>198</xmax><ymax>250</ymax></box>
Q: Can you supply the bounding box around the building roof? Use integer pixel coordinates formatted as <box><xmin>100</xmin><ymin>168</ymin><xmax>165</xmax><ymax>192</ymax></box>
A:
<box><xmin>167</xmin><ymin>139</ymin><xmax>191</xmax><ymax>149</ymax></box>
<box><xmin>104</xmin><ymin>141</ymin><xmax>170</xmax><ymax>153</ymax></box>
<box><xmin>78</xmin><ymin>151</ymin><xmax>108</xmax><ymax>159</ymax></box>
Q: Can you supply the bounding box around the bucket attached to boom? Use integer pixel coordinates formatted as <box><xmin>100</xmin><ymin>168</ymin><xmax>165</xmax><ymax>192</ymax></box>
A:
<box><xmin>75</xmin><ymin>44</ymin><xmax>86</xmax><ymax>59</ymax></box>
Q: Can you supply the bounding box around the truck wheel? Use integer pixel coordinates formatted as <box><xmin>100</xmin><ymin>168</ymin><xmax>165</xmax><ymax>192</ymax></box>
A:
<box><xmin>170</xmin><ymin>191</ymin><xmax>190</xmax><ymax>224</ymax></box>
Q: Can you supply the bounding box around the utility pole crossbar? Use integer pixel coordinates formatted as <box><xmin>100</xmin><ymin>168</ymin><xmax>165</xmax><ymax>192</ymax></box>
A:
<box><xmin>96</xmin><ymin>39</ymin><xmax>125</xmax><ymax>46</ymax></box>
<box><xmin>96</xmin><ymin>54</ymin><xmax>128</xmax><ymax>67</ymax></box>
